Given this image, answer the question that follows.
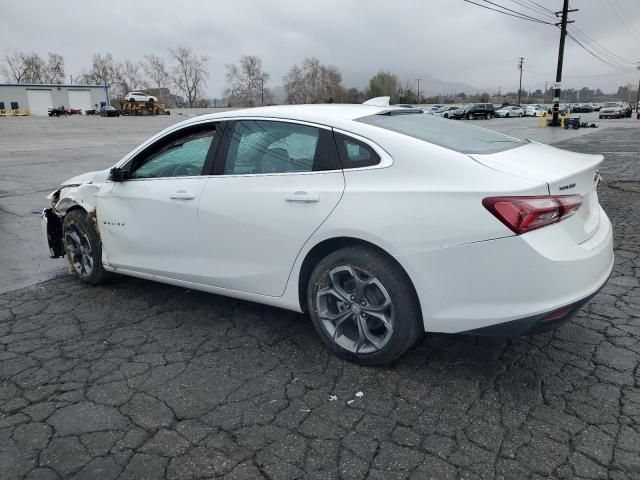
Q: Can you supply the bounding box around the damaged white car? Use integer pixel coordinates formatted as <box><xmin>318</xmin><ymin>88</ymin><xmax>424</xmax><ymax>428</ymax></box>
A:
<box><xmin>43</xmin><ymin>104</ymin><xmax>614</xmax><ymax>365</ymax></box>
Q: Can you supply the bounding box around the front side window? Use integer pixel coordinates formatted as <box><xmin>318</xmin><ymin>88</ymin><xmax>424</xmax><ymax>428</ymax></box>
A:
<box><xmin>222</xmin><ymin>120</ymin><xmax>338</xmax><ymax>174</ymax></box>
<box><xmin>130</xmin><ymin>129</ymin><xmax>215</xmax><ymax>179</ymax></box>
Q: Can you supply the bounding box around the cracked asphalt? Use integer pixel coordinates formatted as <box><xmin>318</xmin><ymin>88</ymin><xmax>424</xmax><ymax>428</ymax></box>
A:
<box><xmin>1</xmin><ymin>119</ymin><xmax>640</xmax><ymax>479</ymax></box>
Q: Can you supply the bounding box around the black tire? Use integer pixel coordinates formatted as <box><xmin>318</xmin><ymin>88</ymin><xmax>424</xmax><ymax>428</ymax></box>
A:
<box><xmin>149</xmin><ymin>98</ymin><xmax>154</xmax><ymax>103</ymax></box>
<box><xmin>307</xmin><ymin>246</ymin><xmax>422</xmax><ymax>366</ymax></box>
<box><xmin>129</xmin><ymin>98</ymin><xmax>136</xmax><ymax>103</ymax></box>
<box><xmin>62</xmin><ymin>210</ymin><xmax>109</xmax><ymax>285</ymax></box>
<box><xmin>505</xmin><ymin>113</ymin><xmax>510</xmax><ymax>118</ymax></box>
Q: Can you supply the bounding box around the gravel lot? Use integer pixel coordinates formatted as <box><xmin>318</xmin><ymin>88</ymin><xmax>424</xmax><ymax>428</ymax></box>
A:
<box><xmin>1</xmin><ymin>116</ymin><xmax>639</xmax><ymax>479</ymax></box>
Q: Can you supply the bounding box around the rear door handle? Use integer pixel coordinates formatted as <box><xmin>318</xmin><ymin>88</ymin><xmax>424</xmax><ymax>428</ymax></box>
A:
<box><xmin>285</xmin><ymin>191</ymin><xmax>320</xmax><ymax>203</ymax></box>
<box><xmin>169</xmin><ymin>190</ymin><xmax>196</xmax><ymax>200</ymax></box>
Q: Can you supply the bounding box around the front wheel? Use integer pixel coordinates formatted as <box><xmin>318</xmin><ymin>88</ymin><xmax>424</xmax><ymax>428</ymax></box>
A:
<box><xmin>307</xmin><ymin>246</ymin><xmax>422</xmax><ymax>365</ymax></box>
<box><xmin>62</xmin><ymin>210</ymin><xmax>109</xmax><ymax>285</ymax></box>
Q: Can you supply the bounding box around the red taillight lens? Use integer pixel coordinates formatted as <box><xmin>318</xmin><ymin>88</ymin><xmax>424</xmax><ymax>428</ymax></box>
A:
<box><xmin>483</xmin><ymin>195</ymin><xmax>583</xmax><ymax>235</ymax></box>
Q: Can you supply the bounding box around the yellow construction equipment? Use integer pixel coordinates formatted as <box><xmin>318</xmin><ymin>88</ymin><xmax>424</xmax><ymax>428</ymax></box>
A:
<box><xmin>117</xmin><ymin>100</ymin><xmax>168</xmax><ymax>116</ymax></box>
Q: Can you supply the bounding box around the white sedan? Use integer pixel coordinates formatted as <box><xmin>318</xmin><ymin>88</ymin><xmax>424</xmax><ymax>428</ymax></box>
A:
<box><xmin>125</xmin><ymin>91</ymin><xmax>158</xmax><ymax>103</ymax></box>
<box><xmin>524</xmin><ymin>105</ymin><xmax>544</xmax><ymax>117</ymax></box>
<box><xmin>496</xmin><ymin>106</ymin><xmax>525</xmax><ymax>118</ymax></box>
<box><xmin>42</xmin><ymin>104</ymin><xmax>613</xmax><ymax>365</ymax></box>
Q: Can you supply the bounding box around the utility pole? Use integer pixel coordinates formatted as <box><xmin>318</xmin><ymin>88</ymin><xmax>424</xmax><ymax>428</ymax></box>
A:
<box><xmin>636</xmin><ymin>62</ymin><xmax>640</xmax><ymax>115</ymax></box>
<box><xmin>517</xmin><ymin>57</ymin><xmax>524</xmax><ymax>105</ymax></box>
<box><xmin>260</xmin><ymin>77</ymin><xmax>264</xmax><ymax>107</ymax></box>
<box><xmin>416</xmin><ymin>78</ymin><xmax>421</xmax><ymax>105</ymax></box>
<box><xmin>551</xmin><ymin>0</ymin><xmax>578</xmax><ymax>126</ymax></box>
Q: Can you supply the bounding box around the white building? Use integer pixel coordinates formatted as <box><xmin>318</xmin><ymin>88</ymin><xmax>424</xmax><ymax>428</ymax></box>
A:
<box><xmin>0</xmin><ymin>83</ymin><xmax>109</xmax><ymax>116</ymax></box>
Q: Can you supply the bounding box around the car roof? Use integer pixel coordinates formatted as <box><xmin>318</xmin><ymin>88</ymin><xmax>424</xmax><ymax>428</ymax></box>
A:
<box><xmin>179</xmin><ymin>104</ymin><xmax>402</xmax><ymax>126</ymax></box>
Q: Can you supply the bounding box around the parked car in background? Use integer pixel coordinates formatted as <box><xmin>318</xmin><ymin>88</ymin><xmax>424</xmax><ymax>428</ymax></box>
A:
<box><xmin>496</xmin><ymin>105</ymin><xmax>524</xmax><ymax>118</ymax></box>
<box><xmin>67</xmin><ymin>107</ymin><xmax>82</xmax><ymax>115</ymax></box>
<box><xmin>434</xmin><ymin>106</ymin><xmax>460</xmax><ymax>119</ymax></box>
<box><xmin>599</xmin><ymin>102</ymin><xmax>626</xmax><ymax>119</ymax></box>
<box><xmin>41</xmin><ymin>104</ymin><xmax>613</xmax><ymax>365</ymax></box>
<box><xmin>452</xmin><ymin>103</ymin><xmax>495</xmax><ymax>120</ymax></box>
<box><xmin>48</xmin><ymin>106</ymin><xmax>67</xmax><ymax>117</ymax></box>
<box><xmin>421</xmin><ymin>105</ymin><xmax>444</xmax><ymax>114</ymax></box>
<box><xmin>125</xmin><ymin>91</ymin><xmax>158</xmax><ymax>103</ymax></box>
<box><xmin>100</xmin><ymin>106</ymin><xmax>121</xmax><ymax>117</ymax></box>
<box><xmin>572</xmin><ymin>104</ymin><xmax>593</xmax><ymax>113</ymax></box>
<box><xmin>524</xmin><ymin>105</ymin><xmax>544</xmax><ymax>117</ymax></box>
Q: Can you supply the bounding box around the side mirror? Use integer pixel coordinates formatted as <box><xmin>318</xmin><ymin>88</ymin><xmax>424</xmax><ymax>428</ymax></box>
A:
<box><xmin>108</xmin><ymin>167</ymin><xmax>129</xmax><ymax>182</ymax></box>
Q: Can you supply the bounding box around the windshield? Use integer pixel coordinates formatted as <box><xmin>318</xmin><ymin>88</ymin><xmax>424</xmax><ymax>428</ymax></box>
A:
<box><xmin>603</xmin><ymin>102</ymin><xmax>617</xmax><ymax>107</ymax></box>
<box><xmin>357</xmin><ymin>113</ymin><xmax>524</xmax><ymax>154</ymax></box>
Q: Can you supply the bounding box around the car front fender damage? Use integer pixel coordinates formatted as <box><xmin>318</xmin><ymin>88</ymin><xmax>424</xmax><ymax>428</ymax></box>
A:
<box><xmin>43</xmin><ymin>183</ymin><xmax>101</xmax><ymax>258</ymax></box>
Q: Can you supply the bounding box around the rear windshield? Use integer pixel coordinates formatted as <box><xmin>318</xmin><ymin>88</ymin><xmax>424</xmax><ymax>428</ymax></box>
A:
<box><xmin>357</xmin><ymin>113</ymin><xmax>524</xmax><ymax>154</ymax></box>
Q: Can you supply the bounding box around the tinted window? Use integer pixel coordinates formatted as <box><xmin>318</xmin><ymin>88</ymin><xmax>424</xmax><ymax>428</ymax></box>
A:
<box><xmin>131</xmin><ymin>131</ymin><xmax>214</xmax><ymax>179</ymax></box>
<box><xmin>335</xmin><ymin>133</ymin><xmax>380</xmax><ymax>168</ymax></box>
<box><xmin>223</xmin><ymin>120</ymin><xmax>338</xmax><ymax>174</ymax></box>
<box><xmin>357</xmin><ymin>113</ymin><xmax>524</xmax><ymax>154</ymax></box>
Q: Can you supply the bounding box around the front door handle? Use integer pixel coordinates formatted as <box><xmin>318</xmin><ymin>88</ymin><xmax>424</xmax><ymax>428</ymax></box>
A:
<box><xmin>169</xmin><ymin>190</ymin><xmax>196</xmax><ymax>200</ymax></box>
<box><xmin>285</xmin><ymin>191</ymin><xmax>320</xmax><ymax>203</ymax></box>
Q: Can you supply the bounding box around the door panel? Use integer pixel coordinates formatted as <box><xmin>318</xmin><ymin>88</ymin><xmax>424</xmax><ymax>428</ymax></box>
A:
<box><xmin>197</xmin><ymin>172</ymin><xmax>344</xmax><ymax>296</ymax></box>
<box><xmin>98</xmin><ymin>178</ymin><xmax>208</xmax><ymax>277</ymax></box>
<box><xmin>196</xmin><ymin>119</ymin><xmax>345</xmax><ymax>296</ymax></box>
<box><xmin>97</xmin><ymin>123</ymin><xmax>219</xmax><ymax>279</ymax></box>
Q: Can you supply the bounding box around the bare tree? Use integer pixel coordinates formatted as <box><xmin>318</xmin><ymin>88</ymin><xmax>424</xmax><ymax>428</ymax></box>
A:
<box><xmin>284</xmin><ymin>57</ymin><xmax>343</xmax><ymax>104</ymax></box>
<box><xmin>142</xmin><ymin>54</ymin><xmax>171</xmax><ymax>103</ymax></box>
<box><xmin>43</xmin><ymin>53</ymin><xmax>65</xmax><ymax>84</ymax></box>
<box><xmin>225</xmin><ymin>55</ymin><xmax>271</xmax><ymax>107</ymax></box>
<box><xmin>116</xmin><ymin>60</ymin><xmax>144</xmax><ymax>97</ymax></box>
<box><xmin>80</xmin><ymin>53</ymin><xmax>118</xmax><ymax>89</ymax></box>
<box><xmin>1</xmin><ymin>51</ymin><xmax>46</xmax><ymax>83</ymax></box>
<box><xmin>169</xmin><ymin>46</ymin><xmax>209</xmax><ymax>108</ymax></box>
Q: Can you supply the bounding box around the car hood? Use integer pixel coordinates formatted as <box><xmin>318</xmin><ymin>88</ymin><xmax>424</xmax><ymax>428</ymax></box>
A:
<box><xmin>47</xmin><ymin>168</ymin><xmax>110</xmax><ymax>200</ymax></box>
<box><xmin>61</xmin><ymin>168</ymin><xmax>110</xmax><ymax>187</ymax></box>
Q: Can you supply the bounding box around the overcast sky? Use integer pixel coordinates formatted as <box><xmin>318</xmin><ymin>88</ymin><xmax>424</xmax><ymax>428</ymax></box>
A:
<box><xmin>2</xmin><ymin>0</ymin><xmax>639</xmax><ymax>97</ymax></box>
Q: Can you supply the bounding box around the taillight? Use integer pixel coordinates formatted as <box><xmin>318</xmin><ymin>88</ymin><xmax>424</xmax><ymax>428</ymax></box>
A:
<box><xmin>483</xmin><ymin>195</ymin><xmax>583</xmax><ymax>235</ymax></box>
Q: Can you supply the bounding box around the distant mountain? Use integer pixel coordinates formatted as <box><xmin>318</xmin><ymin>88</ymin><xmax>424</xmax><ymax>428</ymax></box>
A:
<box><xmin>268</xmin><ymin>72</ymin><xmax>480</xmax><ymax>104</ymax></box>
<box><xmin>340</xmin><ymin>70</ymin><xmax>479</xmax><ymax>95</ymax></box>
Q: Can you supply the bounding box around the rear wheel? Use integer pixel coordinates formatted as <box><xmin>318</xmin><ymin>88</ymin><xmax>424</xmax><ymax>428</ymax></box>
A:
<box><xmin>307</xmin><ymin>246</ymin><xmax>422</xmax><ymax>365</ymax></box>
<box><xmin>62</xmin><ymin>210</ymin><xmax>109</xmax><ymax>285</ymax></box>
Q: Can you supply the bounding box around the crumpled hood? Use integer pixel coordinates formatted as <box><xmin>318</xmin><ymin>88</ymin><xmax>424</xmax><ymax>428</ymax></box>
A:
<box><xmin>61</xmin><ymin>168</ymin><xmax>110</xmax><ymax>187</ymax></box>
<box><xmin>46</xmin><ymin>168</ymin><xmax>111</xmax><ymax>201</ymax></box>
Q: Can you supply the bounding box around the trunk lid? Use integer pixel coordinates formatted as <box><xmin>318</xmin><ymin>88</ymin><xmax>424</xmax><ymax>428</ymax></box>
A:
<box><xmin>470</xmin><ymin>141</ymin><xmax>603</xmax><ymax>243</ymax></box>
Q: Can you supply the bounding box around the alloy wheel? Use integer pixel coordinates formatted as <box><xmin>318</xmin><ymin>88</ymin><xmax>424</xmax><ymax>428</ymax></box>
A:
<box><xmin>316</xmin><ymin>265</ymin><xmax>394</xmax><ymax>354</ymax></box>
<box><xmin>64</xmin><ymin>224</ymin><xmax>94</xmax><ymax>277</ymax></box>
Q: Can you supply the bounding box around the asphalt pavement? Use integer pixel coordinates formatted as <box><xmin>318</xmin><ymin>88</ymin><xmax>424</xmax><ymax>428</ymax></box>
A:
<box><xmin>1</xmin><ymin>113</ymin><xmax>639</xmax><ymax>479</ymax></box>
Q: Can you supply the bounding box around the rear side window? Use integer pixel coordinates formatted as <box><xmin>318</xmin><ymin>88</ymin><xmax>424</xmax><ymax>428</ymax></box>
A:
<box><xmin>357</xmin><ymin>113</ymin><xmax>524</xmax><ymax>154</ymax></box>
<box><xmin>334</xmin><ymin>133</ymin><xmax>380</xmax><ymax>168</ymax></box>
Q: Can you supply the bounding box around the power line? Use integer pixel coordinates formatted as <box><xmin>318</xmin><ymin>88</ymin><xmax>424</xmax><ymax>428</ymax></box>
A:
<box><xmin>527</xmin><ymin>0</ymin><xmax>555</xmax><ymax>14</ymax></box>
<box><xmin>480</xmin><ymin>0</ymin><xmax>554</xmax><ymax>23</ymax></box>
<box><xmin>461</xmin><ymin>0</ymin><xmax>553</xmax><ymax>24</ymax></box>
<box><xmin>566</xmin><ymin>31</ymin><xmax>637</xmax><ymax>71</ymax></box>
<box><xmin>607</xmin><ymin>0</ymin><xmax>640</xmax><ymax>44</ymax></box>
<box><xmin>568</xmin><ymin>26</ymin><xmax>637</xmax><ymax>67</ymax></box>
<box><xmin>507</xmin><ymin>0</ymin><xmax>556</xmax><ymax>19</ymax></box>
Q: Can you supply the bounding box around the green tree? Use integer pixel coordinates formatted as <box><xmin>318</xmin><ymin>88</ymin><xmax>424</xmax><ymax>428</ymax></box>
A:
<box><xmin>365</xmin><ymin>71</ymin><xmax>399</xmax><ymax>103</ymax></box>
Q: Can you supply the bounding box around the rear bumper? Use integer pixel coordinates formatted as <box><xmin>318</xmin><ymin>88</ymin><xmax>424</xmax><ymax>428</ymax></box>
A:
<box><xmin>395</xmin><ymin>206</ymin><xmax>614</xmax><ymax>334</ymax></box>
<box><xmin>460</xmin><ymin>278</ymin><xmax>607</xmax><ymax>336</ymax></box>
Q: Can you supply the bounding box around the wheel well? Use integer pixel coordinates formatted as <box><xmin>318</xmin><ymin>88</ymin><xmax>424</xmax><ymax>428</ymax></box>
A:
<box><xmin>297</xmin><ymin>237</ymin><xmax>419</xmax><ymax>314</ymax></box>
